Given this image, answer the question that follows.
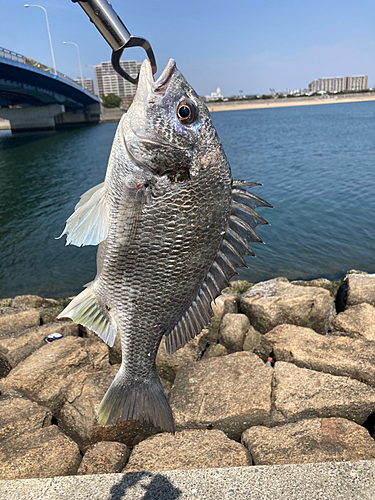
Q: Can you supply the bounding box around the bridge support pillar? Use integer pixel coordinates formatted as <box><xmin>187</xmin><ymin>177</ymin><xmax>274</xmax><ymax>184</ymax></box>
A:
<box><xmin>0</xmin><ymin>104</ymin><xmax>65</xmax><ymax>133</ymax></box>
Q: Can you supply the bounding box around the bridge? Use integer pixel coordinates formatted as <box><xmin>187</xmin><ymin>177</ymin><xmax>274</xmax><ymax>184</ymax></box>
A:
<box><xmin>0</xmin><ymin>47</ymin><xmax>102</xmax><ymax>133</ymax></box>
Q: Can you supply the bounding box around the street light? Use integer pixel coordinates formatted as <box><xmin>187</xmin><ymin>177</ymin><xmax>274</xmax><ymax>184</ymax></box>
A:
<box><xmin>24</xmin><ymin>4</ymin><xmax>56</xmax><ymax>75</ymax></box>
<box><xmin>63</xmin><ymin>41</ymin><xmax>84</xmax><ymax>89</ymax></box>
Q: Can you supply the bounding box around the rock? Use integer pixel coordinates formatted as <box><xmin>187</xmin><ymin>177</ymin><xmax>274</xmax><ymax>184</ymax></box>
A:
<box><xmin>58</xmin><ymin>366</ymin><xmax>160</xmax><ymax>449</ymax></box>
<box><xmin>291</xmin><ymin>278</ymin><xmax>332</xmax><ymax>291</ymax></box>
<box><xmin>243</xmin><ymin>325</ymin><xmax>262</xmax><ymax>352</ymax></box>
<box><xmin>0</xmin><ymin>321</ymin><xmax>79</xmax><ymax>369</ymax></box>
<box><xmin>291</xmin><ymin>278</ymin><xmax>341</xmax><ymax>298</ymax></box>
<box><xmin>271</xmin><ymin>361</ymin><xmax>375</xmax><ymax>425</ymax></box>
<box><xmin>0</xmin><ymin>299</ymin><xmax>12</xmax><ymax>308</ymax></box>
<box><xmin>0</xmin><ymin>425</ymin><xmax>81</xmax><ymax>479</ymax></box>
<box><xmin>0</xmin><ymin>352</ymin><xmax>11</xmax><ymax>379</ymax></box>
<box><xmin>156</xmin><ymin>331</ymin><xmax>208</xmax><ymax>383</ymax></box>
<box><xmin>170</xmin><ymin>352</ymin><xmax>273</xmax><ymax>439</ymax></box>
<box><xmin>0</xmin><ymin>396</ymin><xmax>52</xmax><ymax>442</ymax></box>
<box><xmin>336</xmin><ymin>272</ymin><xmax>375</xmax><ymax>312</ymax></box>
<box><xmin>77</xmin><ymin>441</ymin><xmax>130</xmax><ymax>475</ymax></box>
<box><xmin>212</xmin><ymin>295</ymin><xmax>238</xmax><ymax>319</ymax></box>
<box><xmin>240</xmin><ymin>278</ymin><xmax>336</xmax><ymax>334</ymax></box>
<box><xmin>0</xmin><ymin>308</ymin><xmax>40</xmax><ymax>336</ymax></box>
<box><xmin>124</xmin><ymin>429</ymin><xmax>251</xmax><ymax>472</ymax></box>
<box><xmin>0</xmin><ymin>336</ymin><xmax>109</xmax><ymax>414</ymax></box>
<box><xmin>206</xmin><ymin>295</ymin><xmax>238</xmax><ymax>344</ymax></box>
<box><xmin>222</xmin><ymin>280</ymin><xmax>253</xmax><ymax>295</ymax></box>
<box><xmin>331</xmin><ymin>303</ymin><xmax>375</xmax><ymax>341</ymax></box>
<box><xmin>219</xmin><ymin>313</ymin><xmax>249</xmax><ymax>352</ymax></box>
<box><xmin>201</xmin><ymin>343</ymin><xmax>228</xmax><ymax>359</ymax></box>
<box><xmin>257</xmin><ymin>324</ymin><xmax>375</xmax><ymax>386</ymax></box>
<box><xmin>242</xmin><ymin>418</ymin><xmax>375</xmax><ymax>465</ymax></box>
<box><xmin>11</xmin><ymin>296</ymin><xmax>66</xmax><ymax>324</ymax></box>
<box><xmin>12</xmin><ymin>295</ymin><xmax>58</xmax><ymax>309</ymax></box>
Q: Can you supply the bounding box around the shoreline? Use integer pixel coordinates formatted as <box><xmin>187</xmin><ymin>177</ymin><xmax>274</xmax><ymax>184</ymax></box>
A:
<box><xmin>206</xmin><ymin>93</ymin><xmax>375</xmax><ymax>112</ymax></box>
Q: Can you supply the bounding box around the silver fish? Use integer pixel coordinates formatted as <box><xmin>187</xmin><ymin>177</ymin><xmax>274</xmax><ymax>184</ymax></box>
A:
<box><xmin>58</xmin><ymin>59</ymin><xmax>270</xmax><ymax>432</ymax></box>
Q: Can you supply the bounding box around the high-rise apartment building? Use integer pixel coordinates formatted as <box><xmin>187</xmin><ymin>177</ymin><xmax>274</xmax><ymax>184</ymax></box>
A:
<box><xmin>74</xmin><ymin>78</ymin><xmax>95</xmax><ymax>95</ymax></box>
<box><xmin>94</xmin><ymin>60</ymin><xmax>141</xmax><ymax>108</ymax></box>
<box><xmin>308</xmin><ymin>75</ymin><xmax>368</xmax><ymax>93</ymax></box>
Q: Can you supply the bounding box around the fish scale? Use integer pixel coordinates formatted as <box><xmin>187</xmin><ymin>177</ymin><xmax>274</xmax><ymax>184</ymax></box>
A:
<box><xmin>58</xmin><ymin>58</ymin><xmax>270</xmax><ymax>432</ymax></box>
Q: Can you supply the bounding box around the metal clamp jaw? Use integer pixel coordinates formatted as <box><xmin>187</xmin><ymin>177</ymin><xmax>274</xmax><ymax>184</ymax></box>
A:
<box><xmin>72</xmin><ymin>0</ymin><xmax>157</xmax><ymax>84</ymax></box>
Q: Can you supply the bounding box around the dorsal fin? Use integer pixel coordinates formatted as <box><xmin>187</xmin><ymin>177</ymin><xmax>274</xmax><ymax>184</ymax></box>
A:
<box><xmin>165</xmin><ymin>181</ymin><xmax>271</xmax><ymax>354</ymax></box>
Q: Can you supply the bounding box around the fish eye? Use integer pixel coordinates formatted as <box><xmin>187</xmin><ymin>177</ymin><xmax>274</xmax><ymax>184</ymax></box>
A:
<box><xmin>177</xmin><ymin>99</ymin><xmax>198</xmax><ymax>125</ymax></box>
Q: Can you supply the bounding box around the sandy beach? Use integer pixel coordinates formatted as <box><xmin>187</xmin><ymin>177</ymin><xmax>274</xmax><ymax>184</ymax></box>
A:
<box><xmin>206</xmin><ymin>93</ymin><xmax>375</xmax><ymax>112</ymax></box>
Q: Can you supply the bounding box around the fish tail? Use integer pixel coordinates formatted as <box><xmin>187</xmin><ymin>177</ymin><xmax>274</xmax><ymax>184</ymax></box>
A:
<box><xmin>97</xmin><ymin>365</ymin><xmax>175</xmax><ymax>433</ymax></box>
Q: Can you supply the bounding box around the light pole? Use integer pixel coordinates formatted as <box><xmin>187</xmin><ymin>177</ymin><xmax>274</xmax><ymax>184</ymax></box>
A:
<box><xmin>63</xmin><ymin>41</ymin><xmax>84</xmax><ymax>89</ymax></box>
<box><xmin>24</xmin><ymin>4</ymin><xmax>56</xmax><ymax>75</ymax></box>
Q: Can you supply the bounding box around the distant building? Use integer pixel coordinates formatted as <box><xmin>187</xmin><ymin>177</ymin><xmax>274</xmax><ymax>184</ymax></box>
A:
<box><xmin>308</xmin><ymin>75</ymin><xmax>368</xmax><ymax>93</ymax></box>
<box><xmin>94</xmin><ymin>60</ymin><xmax>141</xmax><ymax>108</ymax></box>
<box><xmin>206</xmin><ymin>87</ymin><xmax>223</xmax><ymax>102</ymax></box>
<box><xmin>74</xmin><ymin>78</ymin><xmax>95</xmax><ymax>95</ymax></box>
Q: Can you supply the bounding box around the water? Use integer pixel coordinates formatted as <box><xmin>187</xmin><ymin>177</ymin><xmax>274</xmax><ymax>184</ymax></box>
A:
<box><xmin>0</xmin><ymin>101</ymin><xmax>374</xmax><ymax>298</ymax></box>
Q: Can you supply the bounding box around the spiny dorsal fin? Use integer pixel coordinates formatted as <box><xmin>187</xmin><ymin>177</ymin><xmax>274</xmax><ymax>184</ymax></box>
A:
<box><xmin>58</xmin><ymin>182</ymin><xmax>109</xmax><ymax>247</ymax></box>
<box><xmin>165</xmin><ymin>181</ymin><xmax>271</xmax><ymax>354</ymax></box>
<box><xmin>57</xmin><ymin>285</ymin><xmax>117</xmax><ymax>347</ymax></box>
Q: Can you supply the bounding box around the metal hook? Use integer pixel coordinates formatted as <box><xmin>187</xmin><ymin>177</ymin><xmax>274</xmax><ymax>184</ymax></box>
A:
<box><xmin>72</xmin><ymin>0</ymin><xmax>157</xmax><ymax>84</ymax></box>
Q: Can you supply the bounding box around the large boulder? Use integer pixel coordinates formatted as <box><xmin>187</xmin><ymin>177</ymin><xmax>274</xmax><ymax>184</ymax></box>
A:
<box><xmin>170</xmin><ymin>352</ymin><xmax>273</xmax><ymax>440</ymax></box>
<box><xmin>0</xmin><ymin>425</ymin><xmax>81</xmax><ymax>479</ymax></box>
<box><xmin>331</xmin><ymin>303</ymin><xmax>375</xmax><ymax>341</ymax></box>
<box><xmin>124</xmin><ymin>429</ymin><xmax>251</xmax><ymax>472</ymax></box>
<box><xmin>0</xmin><ymin>396</ymin><xmax>52</xmax><ymax>442</ymax></box>
<box><xmin>257</xmin><ymin>324</ymin><xmax>375</xmax><ymax>386</ymax></box>
<box><xmin>0</xmin><ymin>308</ymin><xmax>40</xmax><ymax>336</ymax></box>
<box><xmin>58</xmin><ymin>366</ymin><xmax>160</xmax><ymax>449</ymax></box>
<box><xmin>271</xmin><ymin>361</ymin><xmax>375</xmax><ymax>425</ymax></box>
<box><xmin>77</xmin><ymin>441</ymin><xmax>130</xmax><ymax>475</ymax></box>
<box><xmin>0</xmin><ymin>321</ymin><xmax>79</xmax><ymax>369</ymax></box>
<box><xmin>156</xmin><ymin>331</ymin><xmax>208</xmax><ymax>383</ymax></box>
<box><xmin>336</xmin><ymin>272</ymin><xmax>375</xmax><ymax>312</ymax></box>
<box><xmin>0</xmin><ymin>336</ymin><xmax>109</xmax><ymax>414</ymax></box>
<box><xmin>242</xmin><ymin>418</ymin><xmax>375</xmax><ymax>465</ymax></box>
<box><xmin>219</xmin><ymin>313</ymin><xmax>249</xmax><ymax>353</ymax></box>
<box><xmin>240</xmin><ymin>278</ymin><xmax>336</xmax><ymax>334</ymax></box>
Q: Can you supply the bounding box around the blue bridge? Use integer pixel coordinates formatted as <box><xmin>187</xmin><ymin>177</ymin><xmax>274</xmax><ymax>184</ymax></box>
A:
<box><xmin>0</xmin><ymin>47</ymin><xmax>102</xmax><ymax>132</ymax></box>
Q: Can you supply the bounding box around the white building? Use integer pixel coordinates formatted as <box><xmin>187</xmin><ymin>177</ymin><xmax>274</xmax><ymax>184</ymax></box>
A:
<box><xmin>308</xmin><ymin>75</ymin><xmax>368</xmax><ymax>93</ymax></box>
<box><xmin>74</xmin><ymin>78</ymin><xmax>95</xmax><ymax>95</ymax></box>
<box><xmin>94</xmin><ymin>60</ymin><xmax>141</xmax><ymax>108</ymax></box>
<box><xmin>206</xmin><ymin>87</ymin><xmax>223</xmax><ymax>102</ymax></box>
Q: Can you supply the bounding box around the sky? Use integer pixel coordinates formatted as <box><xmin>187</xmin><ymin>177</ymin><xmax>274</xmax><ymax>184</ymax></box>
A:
<box><xmin>0</xmin><ymin>0</ymin><xmax>374</xmax><ymax>96</ymax></box>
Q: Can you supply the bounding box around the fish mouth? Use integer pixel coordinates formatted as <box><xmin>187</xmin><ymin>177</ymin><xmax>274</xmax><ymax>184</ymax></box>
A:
<box><xmin>139</xmin><ymin>58</ymin><xmax>177</xmax><ymax>94</ymax></box>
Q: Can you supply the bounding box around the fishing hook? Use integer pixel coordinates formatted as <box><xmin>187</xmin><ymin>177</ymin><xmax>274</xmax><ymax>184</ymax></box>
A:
<box><xmin>71</xmin><ymin>0</ymin><xmax>157</xmax><ymax>84</ymax></box>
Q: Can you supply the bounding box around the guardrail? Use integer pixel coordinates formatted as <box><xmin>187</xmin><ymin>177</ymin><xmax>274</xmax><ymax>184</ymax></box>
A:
<box><xmin>0</xmin><ymin>46</ymin><xmax>89</xmax><ymax>91</ymax></box>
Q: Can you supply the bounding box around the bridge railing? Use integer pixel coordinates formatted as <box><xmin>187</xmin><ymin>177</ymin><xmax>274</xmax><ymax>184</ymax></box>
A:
<box><xmin>0</xmin><ymin>46</ymin><xmax>89</xmax><ymax>92</ymax></box>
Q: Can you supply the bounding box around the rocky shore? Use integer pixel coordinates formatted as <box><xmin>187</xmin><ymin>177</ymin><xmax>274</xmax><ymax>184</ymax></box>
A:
<box><xmin>1</xmin><ymin>270</ymin><xmax>375</xmax><ymax>479</ymax></box>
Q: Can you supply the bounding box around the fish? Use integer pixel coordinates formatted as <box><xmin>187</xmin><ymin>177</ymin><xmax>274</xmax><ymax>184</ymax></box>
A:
<box><xmin>57</xmin><ymin>58</ymin><xmax>271</xmax><ymax>433</ymax></box>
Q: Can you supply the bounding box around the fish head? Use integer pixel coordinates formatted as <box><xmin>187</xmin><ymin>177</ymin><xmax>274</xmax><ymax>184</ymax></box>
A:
<box><xmin>123</xmin><ymin>59</ymin><xmax>223</xmax><ymax>181</ymax></box>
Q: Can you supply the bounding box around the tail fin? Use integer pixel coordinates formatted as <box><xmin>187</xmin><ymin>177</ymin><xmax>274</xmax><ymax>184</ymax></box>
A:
<box><xmin>97</xmin><ymin>366</ymin><xmax>175</xmax><ymax>433</ymax></box>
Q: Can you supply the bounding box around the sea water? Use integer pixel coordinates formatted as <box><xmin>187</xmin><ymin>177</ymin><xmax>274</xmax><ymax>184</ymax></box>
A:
<box><xmin>0</xmin><ymin>101</ymin><xmax>374</xmax><ymax>298</ymax></box>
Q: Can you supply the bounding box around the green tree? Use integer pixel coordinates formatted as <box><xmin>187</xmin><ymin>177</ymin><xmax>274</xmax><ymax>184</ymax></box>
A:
<box><xmin>100</xmin><ymin>93</ymin><xmax>122</xmax><ymax>108</ymax></box>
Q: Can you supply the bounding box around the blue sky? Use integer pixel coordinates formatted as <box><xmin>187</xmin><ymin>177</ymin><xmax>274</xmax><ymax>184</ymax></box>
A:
<box><xmin>0</xmin><ymin>0</ymin><xmax>374</xmax><ymax>96</ymax></box>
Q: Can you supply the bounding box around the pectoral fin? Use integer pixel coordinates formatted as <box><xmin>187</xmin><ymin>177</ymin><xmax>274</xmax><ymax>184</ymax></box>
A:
<box><xmin>58</xmin><ymin>182</ymin><xmax>109</xmax><ymax>247</ymax></box>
